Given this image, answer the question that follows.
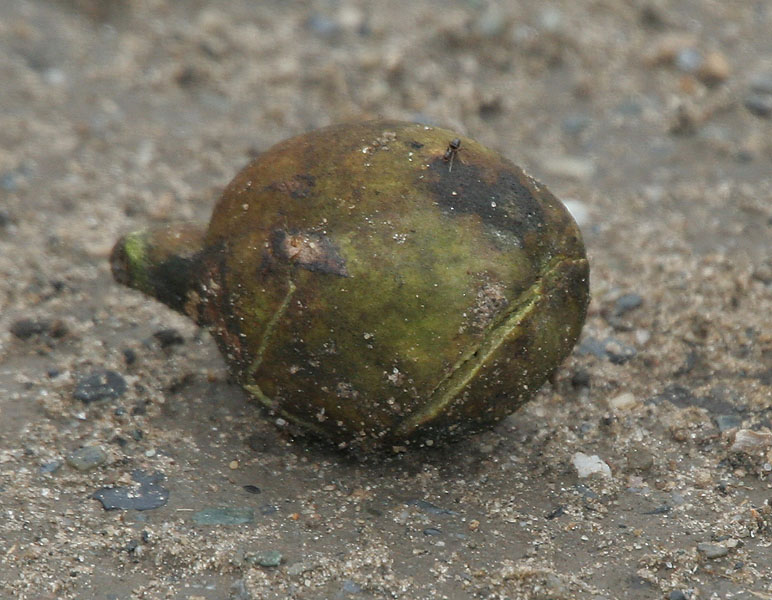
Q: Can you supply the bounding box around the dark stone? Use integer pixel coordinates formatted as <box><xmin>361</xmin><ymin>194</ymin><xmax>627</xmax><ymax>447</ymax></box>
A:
<box><xmin>10</xmin><ymin>318</ymin><xmax>48</xmax><ymax>340</ymax></box>
<box><xmin>74</xmin><ymin>370</ymin><xmax>127</xmax><ymax>403</ymax></box>
<box><xmin>628</xmin><ymin>575</ymin><xmax>656</xmax><ymax>590</ymax></box>
<box><xmin>669</xmin><ymin>591</ymin><xmax>687</xmax><ymax>600</ymax></box>
<box><xmin>242</xmin><ymin>484</ymin><xmax>261</xmax><ymax>494</ymax></box>
<box><xmin>91</xmin><ymin>470</ymin><xmax>169</xmax><ymax>511</ymax></box>
<box><xmin>546</xmin><ymin>505</ymin><xmax>565</xmax><ymax>520</ymax></box>
<box><xmin>649</xmin><ymin>384</ymin><xmax>697</xmax><ymax>408</ymax></box>
<box><xmin>406</xmin><ymin>499</ymin><xmax>457</xmax><ymax>516</ymax></box>
<box><xmin>48</xmin><ymin>320</ymin><xmax>68</xmax><ymax>338</ymax></box>
<box><xmin>40</xmin><ymin>460</ymin><xmax>62</xmax><ymax>474</ymax></box>
<box><xmin>651</xmin><ymin>384</ymin><xmax>739</xmax><ymax>416</ymax></box>
<box><xmin>153</xmin><ymin>328</ymin><xmax>185</xmax><ymax>348</ymax></box>
<box><xmin>571</xmin><ymin>369</ymin><xmax>591</xmax><ymax>388</ymax></box>
<box><xmin>423</xmin><ymin>527</ymin><xmax>442</xmax><ymax>536</ymax></box>
<box><xmin>745</xmin><ymin>93</ymin><xmax>772</xmax><ymax>118</ymax></box>
<box><xmin>122</xmin><ymin>348</ymin><xmax>137</xmax><ymax>365</ymax></box>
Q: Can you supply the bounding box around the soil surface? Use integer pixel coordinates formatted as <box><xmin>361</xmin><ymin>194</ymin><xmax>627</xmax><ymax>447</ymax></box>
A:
<box><xmin>1</xmin><ymin>1</ymin><xmax>770</xmax><ymax>599</ymax></box>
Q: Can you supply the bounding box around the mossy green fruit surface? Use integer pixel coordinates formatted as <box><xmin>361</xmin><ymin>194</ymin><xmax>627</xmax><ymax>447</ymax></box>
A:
<box><xmin>111</xmin><ymin>120</ymin><xmax>589</xmax><ymax>449</ymax></box>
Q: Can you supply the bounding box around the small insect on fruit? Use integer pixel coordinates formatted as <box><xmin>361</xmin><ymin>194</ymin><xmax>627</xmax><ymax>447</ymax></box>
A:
<box><xmin>111</xmin><ymin>120</ymin><xmax>589</xmax><ymax>451</ymax></box>
<box><xmin>443</xmin><ymin>137</ymin><xmax>462</xmax><ymax>172</ymax></box>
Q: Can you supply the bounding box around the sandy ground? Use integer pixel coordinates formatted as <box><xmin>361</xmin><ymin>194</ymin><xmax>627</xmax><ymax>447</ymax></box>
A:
<box><xmin>1</xmin><ymin>1</ymin><xmax>771</xmax><ymax>599</ymax></box>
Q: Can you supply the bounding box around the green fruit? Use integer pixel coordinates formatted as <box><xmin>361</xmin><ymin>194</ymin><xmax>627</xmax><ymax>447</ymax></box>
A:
<box><xmin>111</xmin><ymin>120</ymin><xmax>589</xmax><ymax>449</ymax></box>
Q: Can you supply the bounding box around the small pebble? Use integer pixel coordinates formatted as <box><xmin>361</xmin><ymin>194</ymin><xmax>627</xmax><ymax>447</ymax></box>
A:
<box><xmin>572</xmin><ymin>452</ymin><xmax>612</xmax><ymax>478</ymax></box>
<box><xmin>697</xmin><ymin>542</ymin><xmax>728</xmax><ymax>559</ymax></box>
<box><xmin>634</xmin><ymin>329</ymin><xmax>651</xmax><ymax>346</ymax></box>
<box><xmin>406</xmin><ymin>499</ymin><xmax>457</xmax><ymax>516</ymax></box>
<box><xmin>40</xmin><ymin>460</ymin><xmax>63</xmax><ymax>474</ymax></box>
<box><xmin>242</xmin><ymin>484</ymin><xmax>261</xmax><ymax>494</ymax></box>
<box><xmin>613</xmin><ymin>293</ymin><xmax>643</xmax><ymax>317</ymax></box>
<box><xmin>244</xmin><ymin>550</ymin><xmax>282</xmax><ymax>567</ymax></box>
<box><xmin>608</xmin><ymin>392</ymin><xmax>638</xmax><ymax>411</ymax></box>
<box><xmin>66</xmin><ymin>446</ymin><xmax>107</xmax><ymax>471</ymax></box>
<box><xmin>646</xmin><ymin>33</ymin><xmax>698</xmax><ymax>67</ymax></box>
<box><xmin>697</xmin><ymin>50</ymin><xmax>730</xmax><ymax>85</ymax></box>
<box><xmin>714</xmin><ymin>414</ymin><xmax>742</xmax><ymax>432</ymax></box>
<box><xmin>675</xmin><ymin>47</ymin><xmax>702</xmax><ymax>73</ymax></box>
<box><xmin>341</xmin><ymin>580</ymin><xmax>363</xmax><ymax>594</ymax></box>
<box><xmin>626</xmin><ymin>445</ymin><xmax>654</xmax><ymax>472</ymax></box>
<box><xmin>669</xmin><ymin>591</ymin><xmax>688</xmax><ymax>600</ymax></box>
<box><xmin>73</xmin><ymin>370</ymin><xmax>127</xmax><ymax>403</ymax></box>
<box><xmin>192</xmin><ymin>507</ymin><xmax>254</xmax><ymax>525</ymax></box>
<box><xmin>423</xmin><ymin>527</ymin><xmax>442</xmax><ymax>536</ymax></box>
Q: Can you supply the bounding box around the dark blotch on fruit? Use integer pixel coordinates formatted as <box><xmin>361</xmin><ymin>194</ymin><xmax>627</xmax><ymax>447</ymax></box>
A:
<box><xmin>429</xmin><ymin>157</ymin><xmax>547</xmax><ymax>243</ymax></box>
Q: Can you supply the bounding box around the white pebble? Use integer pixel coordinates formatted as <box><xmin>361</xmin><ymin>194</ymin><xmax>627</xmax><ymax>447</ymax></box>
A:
<box><xmin>572</xmin><ymin>452</ymin><xmax>612</xmax><ymax>478</ymax></box>
<box><xmin>608</xmin><ymin>392</ymin><xmax>638</xmax><ymax>411</ymax></box>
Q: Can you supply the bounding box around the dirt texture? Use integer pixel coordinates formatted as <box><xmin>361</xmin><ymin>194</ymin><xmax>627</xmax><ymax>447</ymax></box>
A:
<box><xmin>0</xmin><ymin>1</ymin><xmax>770</xmax><ymax>599</ymax></box>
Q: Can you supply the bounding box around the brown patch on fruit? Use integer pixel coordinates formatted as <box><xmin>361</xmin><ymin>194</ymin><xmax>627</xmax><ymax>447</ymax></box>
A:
<box><xmin>270</xmin><ymin>230</ymin><xmax>349</xmax><ymax>277</ymax></box>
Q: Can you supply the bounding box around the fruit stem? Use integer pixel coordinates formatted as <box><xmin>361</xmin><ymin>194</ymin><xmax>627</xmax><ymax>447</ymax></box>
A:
<box><xmin>110</xmin><ymin>223</ymin><xmax>206</xmax><ymax>315</ymax></box>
